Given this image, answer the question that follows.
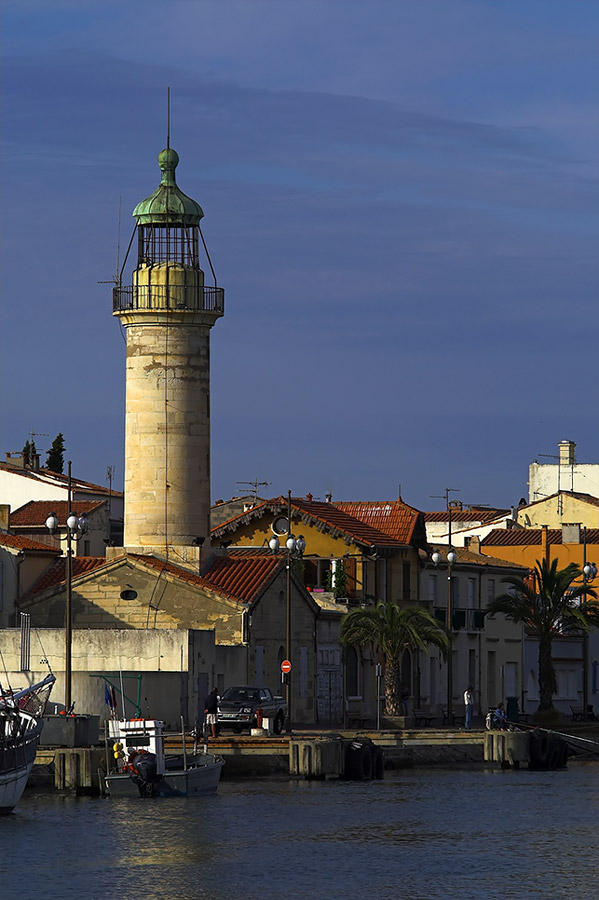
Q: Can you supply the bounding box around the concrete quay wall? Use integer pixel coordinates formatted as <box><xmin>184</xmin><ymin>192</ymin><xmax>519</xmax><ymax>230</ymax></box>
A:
<box><xmin>28</xmin><ymin>729</ymin><xmax>502</xmax><ymax>795</ymax></box>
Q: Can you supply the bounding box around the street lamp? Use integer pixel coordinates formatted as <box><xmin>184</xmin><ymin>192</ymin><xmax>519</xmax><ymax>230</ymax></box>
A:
<box><xmin>45</xmin><ymin>460</ymin><xmax>88</xmax><ymax>712</ymax></box>
<box><xmin>431</xmin><ymin>546</ymin><xmax>457</xmax><ymax>725</ymax></box>
<box><xmin>268</xmin><ymin>490</ymin><xmax>306</xmax><ymax>732</ymax></box>
<box><xmin>581</xmin><ymin>525</ymin><xmax>598</xmax><ymax>721</ymax></box>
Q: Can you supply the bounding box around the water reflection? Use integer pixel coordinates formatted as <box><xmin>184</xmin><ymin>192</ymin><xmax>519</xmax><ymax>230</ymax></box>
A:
<box><xmin>5</xmin><ymin>765</ymin><xmax>599</xmax><ymax>900</ymax></box>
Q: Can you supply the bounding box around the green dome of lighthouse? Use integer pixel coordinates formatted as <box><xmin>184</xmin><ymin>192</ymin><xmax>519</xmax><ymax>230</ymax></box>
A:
<box><xmin>132</xmin><ymin>148</ymin><xmax>204</xmax><ymax>225</ymax></box>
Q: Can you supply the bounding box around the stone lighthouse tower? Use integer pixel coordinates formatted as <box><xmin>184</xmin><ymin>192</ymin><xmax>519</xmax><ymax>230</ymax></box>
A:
<box><xmin>113</xmin><ymin>146</ymin><xmax>224</xmax><ymax>556</ymax></box>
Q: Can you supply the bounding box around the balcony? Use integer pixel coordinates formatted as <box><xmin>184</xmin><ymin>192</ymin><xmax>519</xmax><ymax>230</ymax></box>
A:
<box><xmin>113</xmin><ymin>284</ymin><xmax>225</xmax><ymax>315</ymax></box>
<box><xmin>434</xmin><ymin>608</ymin><xmax>485</xmax><ymax>631</ymax></box>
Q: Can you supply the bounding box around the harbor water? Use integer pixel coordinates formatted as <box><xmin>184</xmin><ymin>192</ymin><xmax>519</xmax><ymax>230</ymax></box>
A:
<box><xmin>3</xmin><ymin>764</ymin><xmax>599</xmax><ymax>900</ymax></box>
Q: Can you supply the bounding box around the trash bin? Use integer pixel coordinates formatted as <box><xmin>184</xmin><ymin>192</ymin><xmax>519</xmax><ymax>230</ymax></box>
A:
<box><xmin>506</xmin><ymin>697</ymin><xmax>519</xmax><ymax>724</ymax></box>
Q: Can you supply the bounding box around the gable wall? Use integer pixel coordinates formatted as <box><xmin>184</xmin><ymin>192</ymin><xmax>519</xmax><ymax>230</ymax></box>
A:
<box><xmin>218</xmin><ymin>514</ymin><xmax>421</xmax><ymax>603</ymax></box>
<box><xmin>480</xmin><ymin>541</ymin><xmax>599</xmax><ymax>572</ymax></box>
<box><xmin>517</xmin><ymin>495</ymin><xmax>599</xmax><ymax>529</ymax></box>
<box><xmin>248</xmin><ymin>569</ymin><xmax>317</xmax><ymax>722</ymax></box>
<box><xmin>22</xmin><ymin>560</ymin><xmax>246</xmax><ymax>642</ymax></box>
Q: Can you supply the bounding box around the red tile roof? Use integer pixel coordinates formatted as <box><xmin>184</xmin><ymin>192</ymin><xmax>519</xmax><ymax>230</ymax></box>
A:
<box><xmin>28</xmin><ymin>556</ymin><xmax>109</xmax><ymax>593</ymax></box>
<box><xmin>212</xmin><ymin>496</ymin><xmax>410</xmax><ymax>549</ymax></box>
<box><xmin>0</xmin><ymin>533</ymin><xmax>62</xmax><ymax>553</ymax></box>
<box><xmin>521</xmin><ymin>491</ymin><xmax>599</xmax><ymax>511</ymax></box>
<box><xmin>10</xmin><ymin>500</ymin><xmax>105</xmax><ymax>527</ymax></box>
<box><xmin>426</xmin><ymin>544</ymin><xmax>528</xmax><ymax>570</ymax></box>
<box><xmin>0</xmin><ymin>462</ymin><xmax>123</xmax><ymax>497</ymax></box>
<box><xmin>203</xmin><ymin>552</ymin><xmax>284</xmax><ymax>603</ymax></box>
<box><xmin>291</xmin><ymin>498</ymin><xmax>404</xmax><ymax>547</ymax></box>
<box><xmin>130</xmin><ymin>551</ymin><xmax>284</xmax><ymax>605</ymax></box>
<box><xmin>482</xmin><ymin>528</ymin><xmax>599</xmax><ymax>547</ymax></box>
<box><xmin>424</xmin><ymin>509</ymin><xmax>508</xmax><ymax>523</ymax></box>
<box><xmin>335</xmin><ymin>499</ymin><xmax>425</xmax><ymax>545</ymax></box>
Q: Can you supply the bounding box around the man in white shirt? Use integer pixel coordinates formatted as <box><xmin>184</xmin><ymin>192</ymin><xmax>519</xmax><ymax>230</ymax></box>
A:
<box><xmin>464</xmin><ymin>686</ymin><xmax>474</xmax><ymax>729</ymax></box>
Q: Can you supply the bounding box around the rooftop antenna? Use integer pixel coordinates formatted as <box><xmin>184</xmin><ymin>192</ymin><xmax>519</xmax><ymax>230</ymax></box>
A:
<box><xmin>167</xmin><ymin>86</ymin><xmax>171</xmax><ymax>149</ymax></box>
<box><xmin>115</xmin><ymin>197</ymin><xmax>122</xmax><ymax>283</ymax></box>
<box><xmin>97</xmin><ymin>198</ymin><xmax>123</xmax><ymax>288</ymax></box>
<box><xmin>430</xmin><ymin>488</ymin><xmax>461</xmax><ymax>544</ymax></box>
<box><xmin>107</xmin><ymin>465</ymin><xmax>114</xmax><ymax>514</ymax></box>
<box><xmin>430</xmin><ymin>488</ymin><xmax>460</xmax><ymax>511</ymax></box>
<box><xmin>236</xmin><ymin>479</ymin><xmax>270</xmax><ymax>502</ymax></box>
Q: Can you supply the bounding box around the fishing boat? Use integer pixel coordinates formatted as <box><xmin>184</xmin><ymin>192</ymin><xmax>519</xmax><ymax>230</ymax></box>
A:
<box><xmin>0</xmin><ymin>673</ymin><xmax>56</xmax><ymax>814</ymax></box>
<box><xmin>105</xmin><ymin>717</ymin><xmax>224</xmax><ymax>798</ymax></box>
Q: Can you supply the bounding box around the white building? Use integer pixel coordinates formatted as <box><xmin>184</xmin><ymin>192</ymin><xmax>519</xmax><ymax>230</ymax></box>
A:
<box><xmin>529</xmin><ymin>440</ymin><xmax>599</xmax><ymax>502</ymax></box>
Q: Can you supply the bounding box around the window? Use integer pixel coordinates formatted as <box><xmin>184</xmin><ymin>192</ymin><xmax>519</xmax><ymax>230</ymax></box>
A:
<box><xmin>468</xmin><ymin>649</ymin><xmax>476</xmax><ymax>691</ymax></box>
<box><xmin>346</xmin><ymin>647</ymin><xmax>360</xmax><ymax>697</ymax></box>
<box><xmin>402</xmin><ymin>562</ymin><xmax>411</xmax><ymax>600</ymax></box>
<box><xmin>254</xmin><ymin>646</ymin><xmax>264</xmax><ymax>687</ymax></box>
<box><xmin>300</xmin><ymin>647</ymin><xmax>308</xmax><ymax>699</ymax></box>
<box><xmin>487</xmin><ymin>579</ymin><xmax>496</xmax><ymax>603</ymax></box>
<box><xmin>401</xmin><ymin>650</ymin><xmax>412</xmax><ymax>695</ymax></box>
<box><xmin>555</xmin><ymin>667</ymin><xmax>578</xmax><ymax>700</ymax></box>
<box><xmin>467</xmin><ymin>578</ymin><xmax>476</xmax><ymax>609</ymax></box>
<box><xmin>428</xmin><ymin>574</ymin><xmax>437</xmax><ymax>604</ymax></box>
<box><xmin>377</xmin><ymin>559</ymin><xmax>387</xmax><ymax>600</ymax></box>
<box><xmin>504</xmin><ymin>662</ymin><xmax>518</xmax><ymax>698</ymax></box>
<box><xmin>450</xmin><ymin>576</ymin><xmax>460</xmax><ymax>607</ymax></box>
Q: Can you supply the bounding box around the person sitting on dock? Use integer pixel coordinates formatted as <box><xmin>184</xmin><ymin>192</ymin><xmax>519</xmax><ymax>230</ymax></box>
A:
<box><xmin>493</xmin><ymin>703</ymin><xmax>508</xmax><ymax>731</ymax></box>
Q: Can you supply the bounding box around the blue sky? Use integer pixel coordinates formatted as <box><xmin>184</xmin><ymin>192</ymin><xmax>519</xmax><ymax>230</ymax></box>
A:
<box><xmin>2</xmin><ymin>0</ymin><xmax>597</xmax><ymax>511</ymax></box>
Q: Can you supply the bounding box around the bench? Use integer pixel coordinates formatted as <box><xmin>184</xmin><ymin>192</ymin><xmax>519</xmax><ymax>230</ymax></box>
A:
<box><xmin>347</xmin><ymin>715</ymin><xmax>369</xmax><ymax>729</ymax></box>
<box><xmin>571</xmin><ymin>705</ymin><xmax>596</xmax><ymax>721</ymax></box>
<box><xmin>413</xmin><ymin>710</ymin><xmax>436</xmax><ymax>727</ymax></box>
<box><xmin>441</xmin><ymin>708</ymin><xmax>465</xmax><ymax>727</ymax></box>
<box><xmin>346</xmin><ymin>702</ymin><xmax>369</xmax><ymax>729</ymax></box>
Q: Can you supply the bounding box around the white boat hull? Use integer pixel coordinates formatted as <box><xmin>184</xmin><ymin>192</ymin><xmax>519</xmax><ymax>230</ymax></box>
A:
<box><xmin>0</xmin><ymin>715</ymin><xmax>45</xmax><ymax>814</ymax></box>
<box><xmin>0</xmin><ymin>764</ymin><xmax>35</xmax><ymax>814</ymax></box>
<box><xmin>105</xmin><ymin>753</ymin><xmax>224</xmax><ymax>798</ymax></box>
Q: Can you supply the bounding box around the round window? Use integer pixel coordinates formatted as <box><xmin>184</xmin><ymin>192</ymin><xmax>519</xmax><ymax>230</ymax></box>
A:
<box><xmin>272</xmin><ymin>516</ymin><xmax>289</xmax><ymax>536</ymax></box>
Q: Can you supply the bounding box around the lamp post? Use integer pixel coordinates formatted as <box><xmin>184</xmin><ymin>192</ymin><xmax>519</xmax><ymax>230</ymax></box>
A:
<box><xmin>431</xmin><ymin>496</ymin><xmax>457</xmax><ymax>726</ymax></box>
<box><xmin>45</xmin><ymin>460</ymin><xmax>88</xmax><ymax>712</ymax></box>
<box><xmin>268</xmin><ymin>490</ymin><xmax>305</xmax><ymax>732</ymax></box>
<box><xmin>431</xmin><ymin>545</ymin><xmax>457</xmax><ymax>725</ymax></box>
<box><xmin>581</xmin><ymin>526</ymin><xmax>598</xmax><ymax>721</ymax></box>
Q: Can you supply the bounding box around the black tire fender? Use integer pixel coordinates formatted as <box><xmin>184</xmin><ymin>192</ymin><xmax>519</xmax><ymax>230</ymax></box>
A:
<box><xmin>360</xmin><ymin>745</ymin><xmax>373</xmax><ymax>781</ymax></box>
<box><xmin>273</xmin><ymin>711</ymin><xmax>285</xmax><ymax>735</ymax></box>
<box><xmin>373</xmin><ymin>747</ymin><xmax>385</xmax><ymax>780</ymax></box>
<box><xmin>344</xmin><ymin>740</ymin><xmax>373</xmax><ymax>780</ymax></box>
<box><xmin>529</xmin><ymin>729</ymin><xmax>549</xmax><ymax>768</ymax></box>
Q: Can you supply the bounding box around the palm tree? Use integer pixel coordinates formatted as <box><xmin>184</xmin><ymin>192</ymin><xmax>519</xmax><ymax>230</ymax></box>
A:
<box><xmin>487</xmin><ymin>559</ymin><xmax>599</xmax><ymax>713</ymax></box>
<box><xmin>340</xmin><ymin>602</ymin><xmax>450</xmax><ymax>716</ymax></box>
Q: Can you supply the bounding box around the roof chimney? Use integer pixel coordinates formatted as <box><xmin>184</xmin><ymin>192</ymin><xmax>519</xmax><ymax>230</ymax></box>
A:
<box><xmin>558</xmin><ymin>440</ymin><xmax>576</xmax><ymax>467</ymax></box>
<box><xmin>5</xmin><ymin>452</ymin><xmax>25</xmax><ymax>469</ymax></box>
<box><xmin>0</xmin><ymin>504</ymin><xmax>10</xmax><ymax>531</ymax></box>
<box><xmin>541</xmin><ymin>525</ymin><xmax>549</xmax><ymax>564</ymax></box>
<box><xmin>469</xmin><ymin>535</ymin><xmax>481</xmax><ymax>554</ymax></box>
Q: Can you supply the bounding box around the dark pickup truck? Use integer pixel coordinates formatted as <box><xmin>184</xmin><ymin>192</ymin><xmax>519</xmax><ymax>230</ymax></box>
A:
<box><xmin>217</xmin><ymin>685</ymin><xmax>287</xmax><ymax>734</ymax></box>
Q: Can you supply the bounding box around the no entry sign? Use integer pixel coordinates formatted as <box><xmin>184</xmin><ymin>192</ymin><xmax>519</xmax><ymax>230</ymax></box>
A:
<box><xmin>281</xmin><ymin>659</ymin><xmax>292</xmax><ymax>674</ymax></box>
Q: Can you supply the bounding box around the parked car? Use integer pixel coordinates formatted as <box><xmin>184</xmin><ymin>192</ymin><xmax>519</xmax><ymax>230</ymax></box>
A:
<box><xmin>217</xmin><ymin>686</ymin><xmax>287</xmax><ymax>734</ymax></box>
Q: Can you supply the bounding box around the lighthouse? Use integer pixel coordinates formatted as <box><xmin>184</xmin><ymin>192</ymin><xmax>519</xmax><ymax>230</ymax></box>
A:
<box><xmin>113</xmin><ymin>146</ymin><xmax>224</xmax><ymax>556</ymax></box>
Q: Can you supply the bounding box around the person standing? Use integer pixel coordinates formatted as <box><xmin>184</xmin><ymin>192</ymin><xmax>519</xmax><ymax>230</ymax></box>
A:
<box><xmin>464</xmin><ymin>686</ymin><xmax>474</xmax><ymax>729</ymax></box>
<box><xmin>204</xmin><ymin>686</ymin><xmax>219</xmax><ymax>739</ymax></box>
